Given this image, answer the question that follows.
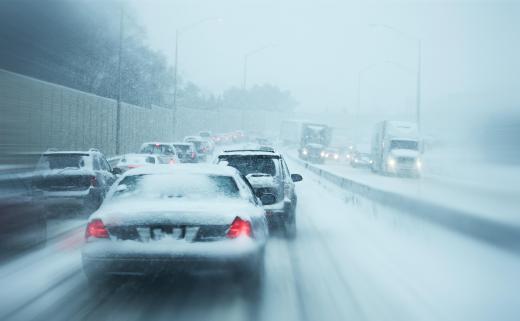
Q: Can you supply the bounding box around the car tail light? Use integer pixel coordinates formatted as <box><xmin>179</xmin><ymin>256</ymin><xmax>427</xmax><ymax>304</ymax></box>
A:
<box><xmin>191</xmin><ymin>152</ymin><xmax>196</xmax><ymax>159</ymax></box>
<box><xmin>90</xmin><ymin>176</ymin><xmax>97</xmax><ymax>187</ymax></box>
<box><xmin>169</xmin><ymin>159</ymin><xmax>176</xmax><ymax>165</ymax></box>
<box><xmin>227</xmin><ymin>217</ymin><xmax>253</xmax><ymax>239</ymax></box>
<box><xmin>127</xmin><ymin>164</ymin><xmax>142</xmax><ymax>169</ymax></box>
<box><xmin>85</xmin><ymin>219</ymin><xmax>109</xmax><ymax>239</ymax></box>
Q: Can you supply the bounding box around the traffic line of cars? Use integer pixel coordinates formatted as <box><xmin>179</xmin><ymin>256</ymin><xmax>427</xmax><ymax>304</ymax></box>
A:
<box><xmin>82</xmin><ymin>144</ymin><xmax>303</xmax><ymax>292</ymax></box>
<box><xmin>18</xmin><ymin>131</ymin><xmax>303</xmax><ymax>291</ymax></box>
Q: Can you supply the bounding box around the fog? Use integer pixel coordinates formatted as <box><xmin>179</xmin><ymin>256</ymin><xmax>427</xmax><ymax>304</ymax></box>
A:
<box><xmin>1</xmin><ymin>1</ymin><xmax>520</xmax><ymax>320</ymax></box>
<box><xmin>133</xmin><ymin>0</ymin><xmax>520</xmax><ymax>113</ymax></box>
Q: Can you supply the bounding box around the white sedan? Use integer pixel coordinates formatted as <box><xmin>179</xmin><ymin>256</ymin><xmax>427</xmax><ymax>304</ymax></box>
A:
<box><xmin>82</xmin><ymin>165</ymin><xmax>270</xmax><ymax>289</ymax></box>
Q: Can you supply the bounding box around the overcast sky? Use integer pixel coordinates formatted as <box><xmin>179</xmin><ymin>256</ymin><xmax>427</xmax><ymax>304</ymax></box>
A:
<box><xmin>130</xmin><ymin>0</ymin><xmax>520</xmax><ymax>116</ymax></box>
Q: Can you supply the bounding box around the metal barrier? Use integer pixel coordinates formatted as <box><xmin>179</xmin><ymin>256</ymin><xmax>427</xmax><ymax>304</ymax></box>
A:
<box><xmin>286</xmin><ymin>152</ymin><xmax>520</xmax><ymax>256</ymax></box>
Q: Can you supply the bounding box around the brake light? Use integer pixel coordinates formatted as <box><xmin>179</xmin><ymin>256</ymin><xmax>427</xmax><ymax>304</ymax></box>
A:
<box><xmin>90</xmin><ymin>176</ymin><xmax>97</xmax><ymax>187</ymax></box>
<box><xmin>169</xmin><ymin>159</ymin><xmax>176</xmax><ymax>165</ymax></box>
<box><xmin>85</xmin><ymin>219</ymin><xmax>109</xmax><ymax>239</ymax></box>
<box><xmin>227</xmin><ymin>217</ymin><xmax>253</xmax><ymax>239</ymax></box>
<box><xmin>127</xmin><ymin>164</ymin><xmax>142</xmax><ymax>169</ymax></box>
<box><xmin>191</xmin><ymin>152</ymin><xmax>196</xmax><ymax>159</ymax></box>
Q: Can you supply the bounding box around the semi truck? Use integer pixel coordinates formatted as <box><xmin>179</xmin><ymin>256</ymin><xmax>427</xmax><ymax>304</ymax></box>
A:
<box><xmin>371</xmin><ymin>121</ymin><xmax>422</xmax><ymax>177</ymax></box>
<box><xmin>280</xmin><ymin>120</ymin><xmax>332</xmax><ymax>163</ymax></box>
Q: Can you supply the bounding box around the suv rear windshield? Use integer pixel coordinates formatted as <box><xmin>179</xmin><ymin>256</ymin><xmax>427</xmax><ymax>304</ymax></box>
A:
<box><xmin>38</xmin><ymin>154</ymin><xmax>88</xmax><ymax>170</ymax></box>
<box><xmin>219</xmin><ymin>155</ymin><xmax>278</xmax><ymax>176</ymax></box>
<box><xmin>173</xmin><ymin>145</ymin><xmax>190</xmax><ymax>153</ymax></box>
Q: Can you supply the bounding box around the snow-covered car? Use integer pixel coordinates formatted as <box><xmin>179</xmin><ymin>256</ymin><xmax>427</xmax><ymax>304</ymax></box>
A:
<box><xmin>184</xmin><ymin>136</ymin><xmax>212</xmax><ymax>161</ymax></box>
<box><xmin>82</xmin><ymin>165</ymin><xmax>269</xmax><ymax>289</ymax></box>
<box><xmin>138</xmin><ymin>142</ymin><xmax>179</xmax><ymax>164</ymax></box>
<box><xmin>216</xmin><ymin>149</ymin><xmax>302</xmax><ymax>238</ymax></box>
<box><xmin>172</xmin><ymin>142</ymin><xmax>198</xmax><ymax>163</ymax></box>
<box><xmin>114</xmin><ymin>153</ymin><xmax>162</xmax><ymax>173</ymax></box>
<box><xmin>33</xmin><ymin>149</ymin><xmax>119</xmax><ymax>213</ymax></box>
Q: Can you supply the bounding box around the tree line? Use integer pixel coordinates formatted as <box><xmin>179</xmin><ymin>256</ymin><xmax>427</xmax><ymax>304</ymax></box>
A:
<box><xmin>0</xmin><ymin>0</ymin><xmax>297</xmax><ymax>112</ymax></box>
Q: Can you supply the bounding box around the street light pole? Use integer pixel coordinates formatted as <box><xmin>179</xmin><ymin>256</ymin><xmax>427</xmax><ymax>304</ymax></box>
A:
<box><xmin>115</xmin><ymin>5</ymin><xmax>124</xmax><ymax>155</ymax></box>
<box><xmin>416</xmin><ymin>40</ymin><xmax>422</xmax><ymax>130</ymax></box>
<box><xmin>172</xmin><ymin>18</ymin><xmax>222</xmax><ymax>139</ymax></box>
<box><xmin>172</xmin><ymin>29</ymin><xmax>179</xmax><ymax>139</ymax></box>
<box><xmin>242</xmin><ymin>44</ymin><xmax>274</xmax><ymax>90</ymax></box>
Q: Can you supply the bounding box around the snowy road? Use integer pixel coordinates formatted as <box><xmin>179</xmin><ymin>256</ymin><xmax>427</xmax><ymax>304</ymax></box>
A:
<box><xmin>0</xmin><ymin>156</ymin><xmax>518</xmax><ymax>321</ymax></box>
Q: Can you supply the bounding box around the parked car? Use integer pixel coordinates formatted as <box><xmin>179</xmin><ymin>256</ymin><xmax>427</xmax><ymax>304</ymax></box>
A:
<box><xmin>138</xmin><ymin>142</ymin><xmax>179</xmax><ymax>164</ymax></box>
<box><xmin>114</xmin><ymin>154</ymin><xmax>162</xmax><ymax>173</ymax></box>
<box><xmin>0</xmin><ymin>173</ymin><xmax>47</xmax><ymax>253</ymax></box>
<box><xmin>82</xmin><ymin>165</ymin><xmax>269</xmax><ymax>290</ymax></box>
<box><xmin>172</xmin><ymin>142</ymin><xmax>198</xmax><ymax>163</ymax></box>
<box><xmin>33</xmin><ymin>149</ymin><xmax>119</xmax><ymax>214</ymax></box>
<box><xmin>216</xmin><ymin>149</ymin><xmax>302</xmax><ymax>238</ymax></box>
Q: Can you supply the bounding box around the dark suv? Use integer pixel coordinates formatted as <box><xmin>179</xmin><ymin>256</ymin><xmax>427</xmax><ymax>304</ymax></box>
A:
<box><xmin>216</xmin><ymin>149</ymin><xmax>302</xmax><ymax>238</ymax></box>
<box><xmin>33</xmin><ymin>149</ymin><xmax>120</xmax><ymax>215</ymax></box>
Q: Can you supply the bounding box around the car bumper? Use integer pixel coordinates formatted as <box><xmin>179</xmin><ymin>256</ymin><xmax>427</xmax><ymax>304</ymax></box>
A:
<box><xmin>82</xmin><ymin>238</ymin><xmax>262</xmax><ymax>276</ymax></box>
<box><xmin>264</xmin><ymin>200</ymin><xmax>291</xmax><ymax>226</ymax></box>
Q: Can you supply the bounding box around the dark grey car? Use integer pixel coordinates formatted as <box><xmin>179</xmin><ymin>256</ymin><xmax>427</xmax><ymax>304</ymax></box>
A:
<box><xmin>216</xmin><ymin>150</ymin><xmax>302</xmax><ymax>238</ymax></box>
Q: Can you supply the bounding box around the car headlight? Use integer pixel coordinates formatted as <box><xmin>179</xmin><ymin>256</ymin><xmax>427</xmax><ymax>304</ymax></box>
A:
<box><xmin>333</xmin><ymin>154</ymin><xmax>339</xmax><ymax>160</ymax></box>
<box><xmin>320</xmin><ymin>151</ymin><xmax>326</xmax><ymax>157</ymax></box>
<box><xmin>302</xmin><ymin>148</ymin><xmax>308</xmax><ymax>155</ymax></box>
<box><xmin>387</xmin><ymin>157</ymin><xmax>396</xmax><ymax>167</ymax></box>
<box><xmin>416</xmin><ymin>159</ymin><xmax>422</xmax><ymax>169</ymax></box>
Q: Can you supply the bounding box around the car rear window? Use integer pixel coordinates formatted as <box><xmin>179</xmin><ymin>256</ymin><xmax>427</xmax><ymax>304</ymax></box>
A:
<box><xmin>38</xmin><ymin>154</ymin><xmax>88</xmax><ymax>170</ymax></box>
<box><xmin>113</xmin><ymin>173</ymin><xmax>240</xmax><ymax>200</ymax></box>
<box><xmin>173</xmin><ymin>145</ymin><xmax>190</xmax><ymax>153</ymax></box>
<box><xmin>139</xmin><ymin>144</ymin><xmax>175</xmax><ymax>155</ymax></box>
<box><xmin>219</xmin><ymin>155</ymin><xmax>277</xmax><ymax>176</ymax></box>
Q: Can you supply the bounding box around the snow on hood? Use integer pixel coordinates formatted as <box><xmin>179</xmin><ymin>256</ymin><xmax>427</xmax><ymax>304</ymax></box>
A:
<box><xmin>246</xmin><ymin>173</ymin><xmax>277</xmax><ymax>188</ymax></box>
<box><xmin>390</xmin><ymin>149</ymin><xmax>420</xmax><ymax>158</ymax></box>
<box><xmin>91</xmin><ymin>198</ymin><xmax>261</xmax><ymax>226</ymax></box>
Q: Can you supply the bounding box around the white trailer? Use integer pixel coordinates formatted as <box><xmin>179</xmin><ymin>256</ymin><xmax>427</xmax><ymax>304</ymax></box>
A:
<box><xmin>371</xmin><ymin>121</ymin><xmax>422</xmax><ymax>177</ymax></box>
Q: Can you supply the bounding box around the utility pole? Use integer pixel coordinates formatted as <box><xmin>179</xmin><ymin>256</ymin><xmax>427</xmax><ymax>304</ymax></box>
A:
<box><xmin>115</xmin><ymin>5</ymin><xmax>124</xmax><ymax>155</ymax></box>
<box><xmin>172</xmin><ymin>29</ymin><xmax>179</xmax><ymax>139</ymax></box>
<box><xmin>416</xmin><ymin>40</ymin><xmax>422</xmax><ymax>131</ymax></box>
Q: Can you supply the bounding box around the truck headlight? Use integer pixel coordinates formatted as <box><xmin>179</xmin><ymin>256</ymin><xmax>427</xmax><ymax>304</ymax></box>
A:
<box><xmin>416</xmin><ymin>159</ymin><xmax>422</xmax><ymax>170</ymax></box>
<box><xmin>387</xmin><ymin>157</ymin><xmax>396</xmax><ymax>168</ymax></box>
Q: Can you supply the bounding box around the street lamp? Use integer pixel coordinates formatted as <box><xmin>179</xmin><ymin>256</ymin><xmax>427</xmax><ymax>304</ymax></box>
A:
<box><xmin>115</xmin><ymin>5</ymin><xmax>125</xmax><ymax>155</ymax></box>
<box><xmin>242</xmin><ymin>44</ymin><xmax>275</xmax><ymax>90</ymax></box>
<box><xmin>370</xmin><ymin>24</ymin><xmax>422</xmax><ymax>130</ymax></box>
<box><xmin>172</xmin><ymin>17</ymin><xmax>223</xmax><ymax>137</ymax></box>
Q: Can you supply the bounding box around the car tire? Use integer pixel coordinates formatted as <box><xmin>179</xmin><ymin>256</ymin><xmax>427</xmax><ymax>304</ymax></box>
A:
<box><xmin>285</xmin><ymin>209</ymin><xmax>297</xmax><ymax>240</ymax></box>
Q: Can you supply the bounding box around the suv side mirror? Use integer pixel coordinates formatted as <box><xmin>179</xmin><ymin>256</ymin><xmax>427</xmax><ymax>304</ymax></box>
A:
<box><xmin>259</xmin><ymin>193</ymin><xmax>277</xmax><ymax>205</ymax></box>
<box><xmin>291</xmin><ymin>174</ymin><xmax>303</xmax><ymax>182</ymax></box>
<box><xmin>111</xmin><ymin>167</ymin><xmax>123</xmax><ymax>175</ymax></box>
